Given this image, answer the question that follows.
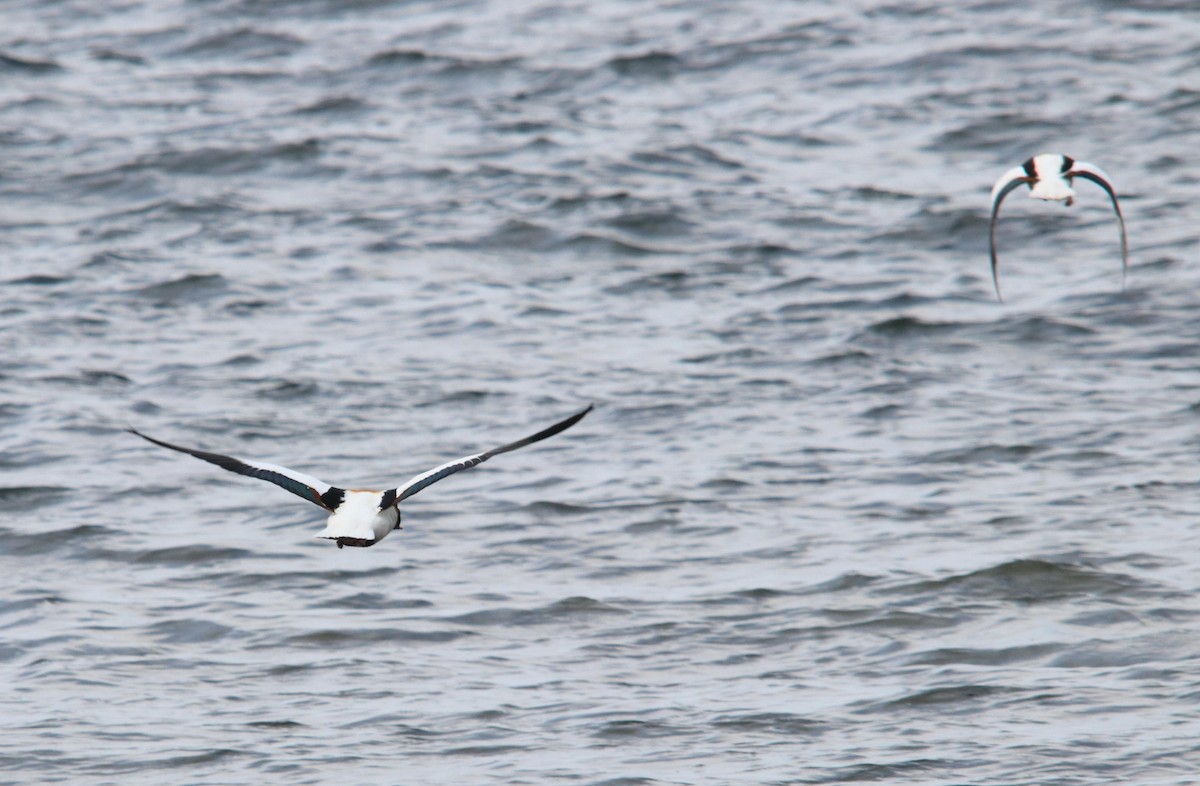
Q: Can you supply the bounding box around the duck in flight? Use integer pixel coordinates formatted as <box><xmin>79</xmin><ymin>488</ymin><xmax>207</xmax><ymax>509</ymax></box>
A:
<box><xmin>989</xmin><ymin>153</ymin><xmax>1128</xmax><ymax>301</ymax></box>
<box><xmin>128</xmin><ymin>404</ymin><xmax>592</xmax><ymax>548</ymax></box>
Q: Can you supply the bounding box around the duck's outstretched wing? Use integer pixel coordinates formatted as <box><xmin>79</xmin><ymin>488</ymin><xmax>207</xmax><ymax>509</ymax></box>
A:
<box><xmin>1069</xmin><ymin>160</ymin><xmax>1128</xmax><ymax>287</ymax></box>
<box><xmin>128</xmin><ymin>428</ymin><xmax>344</xmax><ymax>511</ymax></box>
<box><xmin>988</xmin><ymin>165</ymin><xmax>1034</xmax><ymax>302</ymax></box>
<box><xmin>388</xmin><ymin>404</ymin><xmax>593</xmax><ymax>505</ymax></box>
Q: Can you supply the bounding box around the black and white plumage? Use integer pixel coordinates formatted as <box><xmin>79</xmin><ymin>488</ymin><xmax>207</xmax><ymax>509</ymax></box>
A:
<box><xmin>989</xmin><ymin>153</ymin><xmax>1128</xmax><ymax>301</ymax></box>
<box><xmin>128</xmin><ymin>404</ymin><xmax>592</xmax><ymax>549</ymax></box>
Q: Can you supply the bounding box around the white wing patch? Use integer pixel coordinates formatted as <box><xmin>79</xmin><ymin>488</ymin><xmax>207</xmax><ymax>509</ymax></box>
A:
<box><xmin>128</xmin><ymin>428</ymin><xmax>338</xmax><ymax>509</ymax></box>
<box><xmin>388</xmin><ymin>405</ymin><xmax>593</xmax><ymax>504</ymax></box>
<box><xmin>1068</xmin><ymin>159</ymin><xmax>1128</xmax><ymax>284</ymax></box>
<box><xmin>395</xmin><ymin>452</ymin><xmax>489</xmax><ymax>502</ymax></box>
<box><xmin>240</xmin><ymin>459</ymin><xmax>332</xmax><ymax>496</ymax></box>
<box><xmin>1068</xmin><ymin>160</ymin><xmax>1115</xmax><ymax>186</ymax></box>
<box><xmin>990</xmin><ymin>165</ymin><xmax>1029</xmax><ymax>207</ymax></box>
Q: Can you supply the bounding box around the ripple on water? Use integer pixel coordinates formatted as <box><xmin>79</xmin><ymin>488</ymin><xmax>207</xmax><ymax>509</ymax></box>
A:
<box><xmin>173</xmin><ymin>28</ymin><xmax>306</xmax><ymax>59</ymax></box>
<box><xmin>447</xmin><ymin>596</ymin><xmax>628</xmax><ymax>627</ymax></box>
<box><xmin>134</xmin><ymin>273</ymin><xmax>229</xmax><ymax>305</ymax></box>
<box><xmin>312</xmin><ymin>593</ymin><xmax>434</xmax><ymax>610</ymax></box>
<box><xmin>0</xmin><ymin>593</ymin><xmax>66</xmax><ymax>618</ymax></box>
<box><xmin>84</xmin><ymin>749</ymin><xmax>251</xmax><ymax>776</ymax></box>
<box><xmin>1048</xmin><ymin>631</ymin><xmax>1200</xmax><ymax>669</ymax></box>
<box><xmin>592</xmin><ymin>718</ymin><xmax>687</xmax><ymax>740</ymax></box>
<box><xmin>8</xmin><ymin>273</ymin><xmax>72</xmax><ymax>286</ymax></box>
<box><xmin>146</xmin><ymin>619</ymin><xmax>236</xmax><ymax>644</ymax></box>
<box><xmin>855</xmin><ymin>315</ymin><xmax>966</xmax><ymax>341</ymax></box>
<box><xmin>0</xmin><ymin>524</ymin><xmax>111</xmax><ymax>556</ymax></box>
<box><xmin>902</xmin><ymin>642</ymin><xmax>1066</xmax><ymax>667</ymax></box>
<box><xmin>0</xmin><ymin>51</ymin><xmax>62</xmax><ymax>73</ymax></box>
<box><xmin>862</xmin><ymin>684</ymin><xmax>1026</xmax><ymax>714</ymax></box>
<box><xmin>284</xmin><ymin>628</ymin><xmax>470</xmax><ymax>647</ymax></box>
<box><xmin>885</xmin><ymin>559</ymin><xmax>1147</xmax><ymax>604</ymax></box>
<box><xmin>0</xmin><ymin>486</ymin><xmax>69</xmax><ymax>512</ymax></box>
<box><xmin>710</xmin><ymin>712</ymin><xmax>828</xmax><ymax>736</ymax></box>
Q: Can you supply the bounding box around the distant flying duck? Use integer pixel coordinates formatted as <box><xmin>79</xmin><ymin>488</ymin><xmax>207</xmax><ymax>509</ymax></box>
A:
<box><xmin>129</xmin><ymin>404</ymin><xmax>592</xmax><ymax>549</ymax></box>
<box><xmin>989</xmin><ymin>153</ymin><xmax>1128</xmax><ymax>301</ymax></box>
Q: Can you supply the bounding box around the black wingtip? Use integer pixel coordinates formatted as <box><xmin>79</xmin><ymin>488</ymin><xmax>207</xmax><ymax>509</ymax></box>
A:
<box><xmin>554</xmin><ymin>403</ymin><xmax>595</xmax><ymax>428</ymax></box>
<box><xmin>486</xmin><ymin>403</ymin><xmax>594</xmax><ymax>459</ymax></box>
<box><xmin>1068</xmin><ymin>167</ymin><xmax>1129</xmax><ymax>293</ymax></box>
<box><xmin>127</xmin><ymin>427</ymin><xmax>178</xmax><ymax>452</ymax></box>
<box><xmin>989</xmin><ymin>219</ymin><xmax>1004</xmax><ymax>304</ymax></box>
<box><xmin>127</xmin><ymin>426</ymin><xmax>153</xmax><ymax>443</ymax></box>
<box><xmin>988</xmin><ymin>175</ymin><xmax>1033</xmax><ymax>305</ymax></box>
<box><xmin>544</xmin><ymin>403</ymin><xmax>593</xmax><ymax>435</ymax></box>
<box><xmin>563</xmin><ymin>403</ymin><xmax>595</xmax><ymax>428</ymax></box>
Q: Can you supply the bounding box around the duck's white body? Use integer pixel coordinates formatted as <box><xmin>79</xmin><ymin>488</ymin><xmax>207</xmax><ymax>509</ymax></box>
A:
<box><xmin>1026</xmin><ymin>153</ymin><xmax>1077</xmax><ymax>203</ymax></box>
<box><xmin>129</xmin><ymin>404</ymin><xmax>592</xmax><ymax>549</ymax></box>
<box><xmin>315</xmin><ymin>490</ymin><xmax>400</xmax><ymax>547</ymax></box>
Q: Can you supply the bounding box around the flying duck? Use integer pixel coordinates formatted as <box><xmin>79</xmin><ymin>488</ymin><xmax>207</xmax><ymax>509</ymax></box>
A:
<box><xmin>989</xmin><ymin>153</ymin><xmax>1128</xmax><ymax>301</ymax></box>
<box><xmin>128</xmin><ymin>404</ymin><xmax>592</xmax><ymax>548</ymax></box>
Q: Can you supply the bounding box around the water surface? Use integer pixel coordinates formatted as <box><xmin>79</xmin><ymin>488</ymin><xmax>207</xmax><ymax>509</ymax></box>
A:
<box><xmin>2</xmin><ymin>1</ymin><xmax>1199</xmax><ymax>784</ymax></box>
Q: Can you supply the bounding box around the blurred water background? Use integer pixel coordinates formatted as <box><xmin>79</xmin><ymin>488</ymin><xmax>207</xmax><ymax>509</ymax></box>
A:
<box><xmin>2</xmin><ymin>1</ymin><xmax>1199</xmax><ymax>783</ymax></box>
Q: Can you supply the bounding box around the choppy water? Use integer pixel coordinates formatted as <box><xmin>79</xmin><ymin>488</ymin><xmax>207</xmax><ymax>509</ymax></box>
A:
<box><xmin>3</xmin><ymin>1</ymin><xmax>1200</xmax><ymax>784</ymax></box>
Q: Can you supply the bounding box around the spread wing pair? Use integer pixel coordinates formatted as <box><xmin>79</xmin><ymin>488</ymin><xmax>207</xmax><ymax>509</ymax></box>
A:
<box><xmin>989</xmin><ymin>153</ymin><xmax>1128</xmax><ymax>302</ymax></box>
<box><xmin>128</xmin><ymin>404</ymin><xmax>593</xmax><ymax>513</ymax></box>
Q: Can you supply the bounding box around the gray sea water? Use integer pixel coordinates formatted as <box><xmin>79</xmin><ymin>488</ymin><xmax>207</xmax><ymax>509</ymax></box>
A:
<box><xmin>3</xmin><ymin>1</ymin><xmax>1200</xmax><ymax>784</ymax></box>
